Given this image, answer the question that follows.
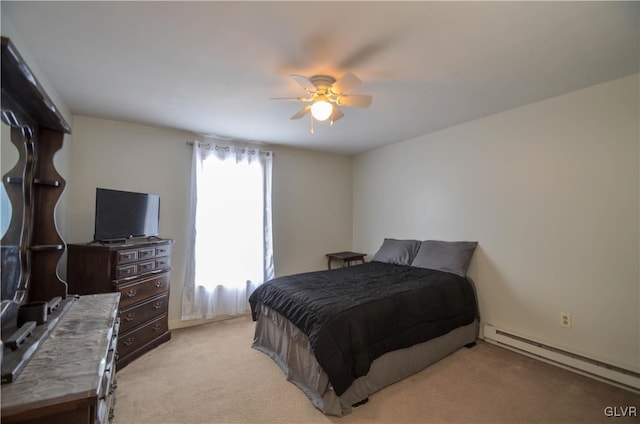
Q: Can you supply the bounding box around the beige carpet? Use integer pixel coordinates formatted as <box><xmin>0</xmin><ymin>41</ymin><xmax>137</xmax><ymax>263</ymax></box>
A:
<box><xmin>112</xmin><ymin>315</ymin><xmax>639</xmax><ymax>424</ymax></box>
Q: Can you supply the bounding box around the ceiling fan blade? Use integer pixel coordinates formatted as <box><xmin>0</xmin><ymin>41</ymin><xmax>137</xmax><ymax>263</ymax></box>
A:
<box><xmin>290</xmin><ymin>74</ymin><xmax>316</xmax><ymax>92</ymax></box>
<box><xmin>331</xmin><ymin>72</ymin><xmax>362</xmax><ymax>94</ymax></box>
<box><xmin>290</xmin><ymin>105</ymin><xmax>311</xmax><ymax>120</ymax></box>
<box><xmin>337</xmin><ymin>94</ymin><xmax>372</xmax><ymax>108</ymax></box>
<box><xmin>331</xmin><ymin>106</ymin><xmax>344</xmax><ymax>122</ymax></box>
<box><xmin>270</xmin><ymin>97</ymin><xmax>312</xmax><ymax>102</ymax></box>
<box><xmin>338</xmin><ymin>39</ymin><xmax>390</xmax><ymax>69</ymax></box>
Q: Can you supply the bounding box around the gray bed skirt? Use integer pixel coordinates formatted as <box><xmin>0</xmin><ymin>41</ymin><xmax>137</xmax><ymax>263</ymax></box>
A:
<box><xmin>252</xmin><ymin>304</ymin><xmax>479</xmax><ymax>416</ymax></box>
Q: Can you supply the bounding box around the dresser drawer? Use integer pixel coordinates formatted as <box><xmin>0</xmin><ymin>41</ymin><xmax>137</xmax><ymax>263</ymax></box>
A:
<box><xmin>97</xmin><ymin>357</ymin><xmax>115</xmax><ymax>424</ymax></box>
<box><xmin>118</xmin><ymin>293</ymin><xmax>169</xmax><ymax>334</ymax></box>
<box><xmin>117</xmin><ymin>248</ymin><xmax>138</xmax><ymax>264</ymax></box>
<box><xmin>138</xmin><ymin>247</ymin><xmax>156</xmax><ymax>260</ymax></box>
<box><xmin>155</xmin><ymin>244</ymin><xmax>172</xmax><ymax>258</ymax></box>
<box><xmin>137</xmin><ymin>259</ymin><xmax>156</xmax><ymax>274</ymax></box>
<box><xmin>116</xmin><ymin>263</ymin><xmax>137</xmax><ymax>279</ymax></box>
<box><xmin>117</xmin><ymin>273</ymin><xmax>169</xmax><ymax>309</ymax></box>
<box><xmin>155</xmin><ymin>256</ymin><xmax>170</xmax><ymax>270</ymax></box>
<box><xmin>117</xmin><ymin>314</ymin><xmax>168</xmax><ymax>359</ymax></box>
<box><xmin>99</xmin><ymin>317</ymin><xmax>118</xmax><ymax>424</ymax></box>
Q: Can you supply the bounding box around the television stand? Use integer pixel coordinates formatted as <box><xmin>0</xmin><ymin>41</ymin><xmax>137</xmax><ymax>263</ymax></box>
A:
<box><xmin>66</xmin><ymin>238</ymin><xmax>173</xmax><ymax>369</ymax></box>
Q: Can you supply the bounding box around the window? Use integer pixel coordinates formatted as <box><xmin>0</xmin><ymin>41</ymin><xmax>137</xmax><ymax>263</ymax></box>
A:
<box><xmin>182</xmin><ymin>143</ymin><xmax>273</xmax><ymax>319</ymax></box>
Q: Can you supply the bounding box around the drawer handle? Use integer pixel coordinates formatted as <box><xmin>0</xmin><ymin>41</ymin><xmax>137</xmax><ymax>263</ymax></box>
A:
<box><xmin>153</xmin><ymin>323</ymin><xmax>161</xmax><ymax>332</ymax></box>
<box><xmin>125</xmin><ymin>312</ymin><xmax>136</xmax><ymax>322</ymax></box>
<box><xmin>155</xmin><ymin>281</ymin><xmax>164</xmax><ymax>288</ymax></box>
<box><xmin>153</xmin><ymin>301</ymin><xmax>163</xmax><ymax>309</ymax></box>
<box><xmin>123</xmin><ymin>337</ymin><xmax>135</xmax><ymax>347</ymax></box>
<box><xmin>125</xmin><ymin>289</ymin><xmax>137</xmax><ymax>298</ymax></box>
<box><xmin>118</xmin><ymin>274</ymin><xmax>139</xmax><ymax>283</ymax></box>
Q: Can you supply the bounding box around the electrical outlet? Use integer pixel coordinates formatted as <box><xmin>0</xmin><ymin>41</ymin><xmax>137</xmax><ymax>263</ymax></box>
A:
<box><xmin>560</xmin><ymin>312</ymin><xmax>571</xmax><ymax>328</ymax></box>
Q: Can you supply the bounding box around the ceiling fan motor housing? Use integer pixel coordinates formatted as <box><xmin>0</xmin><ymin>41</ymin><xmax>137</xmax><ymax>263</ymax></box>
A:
<box><xmin>310</xmin><ymin>75</ymin><xmax>336</xmax><ymax>91</ymax></box>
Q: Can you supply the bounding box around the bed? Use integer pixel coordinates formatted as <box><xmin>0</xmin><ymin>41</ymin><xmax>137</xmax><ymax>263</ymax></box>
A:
<box><xmin>249</xmin><ymin>239</ymin><xmax>479</xmax><ymax>416</ymax></box>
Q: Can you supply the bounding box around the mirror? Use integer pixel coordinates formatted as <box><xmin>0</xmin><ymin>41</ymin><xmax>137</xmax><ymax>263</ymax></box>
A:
<box><xmin>1</xmin><ymin>118</ymin><xmax>28</xmax><ymax>332</ymax></box>
<box><xmin>0</xmin><ymin>121</ymin><xmax>16</xmax><ymax>238</ymax></box>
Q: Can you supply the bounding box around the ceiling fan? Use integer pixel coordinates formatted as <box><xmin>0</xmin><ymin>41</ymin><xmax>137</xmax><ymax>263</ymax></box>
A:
<box><xmin>272</xmin><ymin>73</ymin><xmax>372</xmax><ymax>134</ymax></box>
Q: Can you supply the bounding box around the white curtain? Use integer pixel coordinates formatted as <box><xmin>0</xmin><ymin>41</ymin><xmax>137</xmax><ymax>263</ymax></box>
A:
<box><xmin>182</xmin><ymin>142</ymin><xmax>274</xmax><ymax>320</ymax></box>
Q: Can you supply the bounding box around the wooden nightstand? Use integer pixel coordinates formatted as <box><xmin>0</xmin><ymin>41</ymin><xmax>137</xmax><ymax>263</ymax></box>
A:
<box><xmin>325</xmin><ymin>251</ymin><xmax>367</xmax><ymax>270</ymax></box>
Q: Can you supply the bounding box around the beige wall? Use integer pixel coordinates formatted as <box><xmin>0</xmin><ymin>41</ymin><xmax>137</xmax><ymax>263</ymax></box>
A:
<box><xmin>0</xmin><ymin>15</ymin><xmax>72</xmax><ymax>124</ymax></box>
<box><xmin>269</xmin><ymin>144</ymin><xmax>354</xmax><ymax>277</ymax></box>
<box><xmin>353</xmin><ymin>74</ymin><xmax>640</xmax><ymax>372</ymax></box>
<box><xmin>67</xmin><ymin>115</ymin><xmax>353</xmax><ymax>328</ymax></box>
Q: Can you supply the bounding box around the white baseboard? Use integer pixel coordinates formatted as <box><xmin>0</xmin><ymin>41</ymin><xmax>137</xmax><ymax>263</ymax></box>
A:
<box><xmin>169</xmin><ymin>313</ymin><xmax>251</xmax><ymax>330</ymax></box>
<box><xmin>483</xmin><ymin>324</ymin><xmax>640</xmax><ymax>394</ymax></box>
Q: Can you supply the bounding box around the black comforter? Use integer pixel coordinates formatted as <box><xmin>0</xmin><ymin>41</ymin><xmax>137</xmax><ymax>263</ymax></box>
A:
<box><xmin>249</xmin><ymin>261</ymin><xmax>477</xmax><ymax>396</ymax></box>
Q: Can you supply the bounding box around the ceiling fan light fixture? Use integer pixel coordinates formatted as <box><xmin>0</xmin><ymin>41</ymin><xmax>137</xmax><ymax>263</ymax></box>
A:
<box><xmin>273</xmin><ymin>73</ymin><xmax>371</xmax><ymax>133</ymax></box>
<box><xmin>311</xmin><ymin>100</ymin><xmax>333</xmax><ymax>121</ymax></box>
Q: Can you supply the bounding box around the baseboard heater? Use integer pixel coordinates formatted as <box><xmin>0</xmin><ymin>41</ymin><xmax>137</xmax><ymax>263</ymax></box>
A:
<box><xmin>483</xmin><ymin>324</ymin><xmax>640</xmax><ymax>393</ymax></box>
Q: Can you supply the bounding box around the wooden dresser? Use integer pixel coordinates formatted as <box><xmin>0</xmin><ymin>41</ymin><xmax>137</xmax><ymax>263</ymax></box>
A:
<box><xmin>66</xmin><ymin>239</ymin><xmax>172</xmax><ymax>369</ymax></box>
<box><xmin>1</xmin><ymin>293</ymin><xmax>120</xmax><ymax>424</ymax></box>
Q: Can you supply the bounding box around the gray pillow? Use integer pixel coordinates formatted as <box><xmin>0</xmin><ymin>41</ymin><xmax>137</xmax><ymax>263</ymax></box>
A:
<box><xmin>372</xmin><ymin>238</ymin><xmax>421</xmax><ymax>265</ymax></box>
<box><xmin>411</xmin><ymin>240</ymin><xmax>478</xmax><ymax>277</ymax></box>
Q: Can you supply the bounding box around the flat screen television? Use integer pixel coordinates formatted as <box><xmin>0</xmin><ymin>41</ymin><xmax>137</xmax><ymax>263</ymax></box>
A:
<box><xmin>94</xmin><ymin>188</ymin><xmax>160</xmax><ymax>242</ymax></box>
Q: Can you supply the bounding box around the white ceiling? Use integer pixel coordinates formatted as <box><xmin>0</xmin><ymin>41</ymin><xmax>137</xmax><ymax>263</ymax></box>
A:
<box><xmin>2</xmin><ymin>1</ymin><xmax>638</xmax><ymax>155</ymax></box>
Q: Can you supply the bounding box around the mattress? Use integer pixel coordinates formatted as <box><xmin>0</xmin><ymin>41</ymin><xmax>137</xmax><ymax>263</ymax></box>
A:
<box><xmin>249</xmin><ymin>262</ymin><xmax>478</xmax><ymax>397</ymax></box>
<box><xmin>252</xmin><ymin>304</ymin><xmax>479</xmax><ymax>416</ymax></box>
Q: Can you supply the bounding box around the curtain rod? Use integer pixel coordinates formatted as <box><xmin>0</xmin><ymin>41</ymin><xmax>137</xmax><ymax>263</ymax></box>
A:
<box><xmin>185</xmin><ymin>141</ymin><xmax>272</xmax><ymax>156</ymax></box>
